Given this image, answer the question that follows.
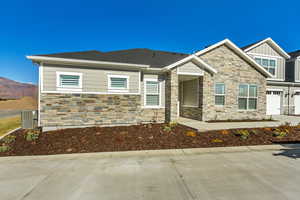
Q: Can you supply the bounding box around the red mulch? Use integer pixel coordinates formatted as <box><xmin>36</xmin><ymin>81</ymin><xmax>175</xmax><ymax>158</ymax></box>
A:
<box><xmin>1</xmin><ymin>123</ymin><xmax>300</xmax><ymax>157</ymax></box>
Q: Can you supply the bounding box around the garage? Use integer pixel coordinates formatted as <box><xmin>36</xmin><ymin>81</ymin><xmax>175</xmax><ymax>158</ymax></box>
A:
<box><xmin>266</xmin><ymin>90</ymin><xmax>282</xmax><ymax>115</ymax></box>
<box><xmin>294</xmin><ymin>91</ymin><xmax>300</xmax><ymax>115</ymax></box>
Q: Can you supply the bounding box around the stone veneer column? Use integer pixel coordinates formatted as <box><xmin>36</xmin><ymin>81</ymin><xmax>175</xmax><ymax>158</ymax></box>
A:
<box><xmin>165</xmin><ymin>68</ymin><xmax>179</xmax><ymax>122</ymax></box>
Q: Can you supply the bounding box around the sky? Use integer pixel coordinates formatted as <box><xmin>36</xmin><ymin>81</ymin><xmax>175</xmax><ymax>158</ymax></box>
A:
<box><xmin>0</xmin><ymin>0</ymin><xmax>299</xmax><ymax>84</ymax></box>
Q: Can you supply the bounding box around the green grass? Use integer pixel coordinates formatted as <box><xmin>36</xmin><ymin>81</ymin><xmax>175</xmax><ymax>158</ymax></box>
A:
<box><xmin>0</xmin><ymin>116</ymin><xmax>21</xmax><ymax>137</ymax></box>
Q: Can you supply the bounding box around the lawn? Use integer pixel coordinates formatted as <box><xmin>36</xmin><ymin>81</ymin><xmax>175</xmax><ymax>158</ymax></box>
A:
<box><xmin>0</xmin><ymin>116</ymin><xmax>21</xmax><ymax>137</ymax></box>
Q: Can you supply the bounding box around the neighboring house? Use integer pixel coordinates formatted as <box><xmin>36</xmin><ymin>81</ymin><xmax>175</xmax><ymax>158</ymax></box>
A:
<box><xmin>242</xmin><ymin>38</ymin><xmax>300</xmax><ymax>115</ymax></box>
<box><xmin>27</xmin><ymin>39</ymin><xmax>273</xmax><ymax>128</ymax></box>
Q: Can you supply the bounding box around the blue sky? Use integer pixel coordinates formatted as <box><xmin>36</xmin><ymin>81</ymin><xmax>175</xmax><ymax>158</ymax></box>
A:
<box><xmin>0</xmin><ymin>0</ymin><xmax>299</xmax><ymax>84</ymax></box>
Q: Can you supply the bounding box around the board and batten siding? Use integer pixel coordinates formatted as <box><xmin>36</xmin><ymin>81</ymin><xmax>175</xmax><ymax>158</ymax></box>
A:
<box><xmin>141</xmin><ymin>73</ymin><xmax>166</xmax><ymax>107</ymax></box>
<box><xmin>42</xmin><ymin>64</ymin><xmax>140</xmax><ymax>93</ymax></box>
<box><xmin>295</xmin><ymin>59</ymin><xmax>300</xmax><ymax>82</ymax></box>
<box><xmin>177</xmin><ymin>61</ymin><xmax>204</xmax><ymax>74</ymax></box>
<box><xmin>247</xmin><ymin>42</ymin><xmax>285</xmax><ymax>80</ymax></box>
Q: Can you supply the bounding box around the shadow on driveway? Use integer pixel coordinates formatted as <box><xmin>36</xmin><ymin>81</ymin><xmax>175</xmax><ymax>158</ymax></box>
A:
<box><xmin>273</xmin><ymin>143</ymin><xmax>300</xmax><ymax>159</ymax></box>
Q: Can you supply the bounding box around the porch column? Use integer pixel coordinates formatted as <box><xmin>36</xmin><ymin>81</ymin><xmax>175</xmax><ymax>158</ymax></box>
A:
<box><xmin>165</xmin><ymin>68</ymin><xmax>179</xmax><ymax>122</ymax></box>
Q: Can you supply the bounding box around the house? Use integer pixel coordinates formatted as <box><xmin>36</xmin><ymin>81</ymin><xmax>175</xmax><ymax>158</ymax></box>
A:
<box><xmin>242</xmin><ymin>38</ymin><xmax>300</xmax><ymax>115</ymax></box>
<box><xmin>27</xmin><ymin>39</ymin><xmax>274</xmax><ymax>129</ymax></box>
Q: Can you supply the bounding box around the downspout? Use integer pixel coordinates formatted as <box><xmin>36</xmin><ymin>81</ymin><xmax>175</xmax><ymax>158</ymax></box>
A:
<box><xmin>287</xmin><ymin>85</ymin><xmax>290</xmax><ymax>115</ymax></box>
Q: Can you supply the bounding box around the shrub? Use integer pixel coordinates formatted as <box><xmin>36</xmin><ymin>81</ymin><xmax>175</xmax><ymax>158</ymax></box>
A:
<box><xmin>25</xmin><ymin>130</ymin><xmax>39</xmax><ymax>141</ymax></box>
<box><xmin>220</xmin><ymin>130</ymin><xmax>229</xmax><ymax>135</ymax></box>
<box><xmin>273</xmin><ymin>128</ymin><xmax>287</xmax><ymax>138</ymax></box>
<box><xmin>163</xmin><ymin>125</ymin><xmax>172</xmax><ymax>133</ymax></box>
<box><xmin>234</xmin><ymin>130</ymin><xmax>250</xmax><ymax>140</ymax></box>
<box><xmin>211</xmin><ymin>138</ymin><xmax>223</xmax><ymax>143</ymax></box>
<box><xmin>185</xmin><ymin>131</ymin><xmax>197</xmax><ymax>137</ymax></box>
<box><xmin>169</xmin><ymin>121</ymin><xmax>178</xmax><ymax>128</ymax></box>
<box><xmin>2</xmin><ymin>135</ymin><xmax>16</xmax><ymax>144</ymax></box>
<box><xmin>0</xmin><ymin>145</ymin><xmax>10</xmax><ymax>153</ymax></box>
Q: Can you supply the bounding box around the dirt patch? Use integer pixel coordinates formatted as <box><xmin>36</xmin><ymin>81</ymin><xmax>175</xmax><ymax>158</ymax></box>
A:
<box><xmin>1</xmin><ymin>123</ymin><xmax>300</xmax><ymax>157</ymax></box>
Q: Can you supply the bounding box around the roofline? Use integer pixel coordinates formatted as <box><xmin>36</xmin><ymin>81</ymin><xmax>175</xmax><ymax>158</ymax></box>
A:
<box><xmin>243</xmin><ymin>37</ymin><xmax>291</xmax><ymax>59</ymax></box>
<box><xmin>194</xmin><ymin>38</ymin><xmax>273</xmax><ymax>78</ymax></box>
<box><xmin>26</xmin><ymin>55</ymin><xmax>150</xmax><ymax>68</ymax></box>
<box><xmin>163</xmin><ymin>55</ymin><xmax>217</xmax><ymax>74</ymax></box>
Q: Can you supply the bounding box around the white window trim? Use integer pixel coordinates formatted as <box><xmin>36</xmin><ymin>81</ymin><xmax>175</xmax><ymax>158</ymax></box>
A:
<box><xmin>181</xmin><ymin>79</ymin><xmax>199</xmax><ymax>107</ymax></box>
<box><xmin>144</xmin><ymin>78</ymin><xmax>162</xmax><ymax>108</ymax></box>
<box><xmin>238</xmin><ymin>84</ymin><xmax>258</xmax><ymax>111</ymax></box>
<box><xmin>107</xmin><ymin>74</ymin><xmax>129</xmax><ymax>93</ymax></box>
<box><xmin>215</xmin><ymin>83</ymin><xmax>225</xmax><ymax>106</ymax></box>
<box><xmin>253</xmin><ymin>56</ymin><xmax>277</xmax><ymax>78</ymax></box>
<box><xmin>56</xmin><ymin>71</ymin><xmax>83</xmax><ymax>91</ymax></box>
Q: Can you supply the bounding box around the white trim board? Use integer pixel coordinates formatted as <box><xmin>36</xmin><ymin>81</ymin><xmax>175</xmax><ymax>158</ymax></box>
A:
<box><xmin>41</xmin><ymin>90</ymin><xmax>140</xmax><ymax>95</ymax></box>
<box><xmin>27</xmin><ymin>55</ymin><xmax>150</xmax><ymax>68</ymax></box>
<box><xmin>243</xmin><ymin>37</ymin><xmax>290</xmax><ymax>59</ymax></box>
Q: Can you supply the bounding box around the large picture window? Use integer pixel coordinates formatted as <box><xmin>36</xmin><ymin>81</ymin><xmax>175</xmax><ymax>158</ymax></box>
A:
<box><xmin>254</xmin><ymin>57</ymin><xmax>276</xmax><ymax>76</ymax></box>
<box><xmin>238</xmin><ymin>84</ymin><xmax>258</xmax><ymax>110</ymax></box>
<box><xmin>215</xmin><ymin>83</ymin><xmax>225</xmax><ymax>106</ymax></box>
<box><xmin>145</xmin><ymin>80</ymin><xmax>160</xmax><ymax>107</ymax></box>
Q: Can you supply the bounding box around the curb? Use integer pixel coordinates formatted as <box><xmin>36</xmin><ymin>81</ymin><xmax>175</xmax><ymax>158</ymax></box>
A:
<box><xmin>0</xmin><ymin>127</ymin><xmax>21</xmax><ymax>140</ymax></box>
<box><xmin>1</xmin><ymin>143</ymin><xmax>300</xmax><ymax>161</ymax></box>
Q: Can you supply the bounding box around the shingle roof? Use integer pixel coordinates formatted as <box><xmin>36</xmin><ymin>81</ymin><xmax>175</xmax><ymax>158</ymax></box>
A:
<box><xmin>37</xmin><ymin>48</ymin><xmax>189</xmax><ymax>68</ymax></box>
<box><xmin>289</xmin><ymin>50</ymin><xmax>300</xmax><ymax>59</ymax></box>
<box><xmin>240</xmin><ymin>39</ymin><xmax>263</xmax><ymax>50</ymax></box>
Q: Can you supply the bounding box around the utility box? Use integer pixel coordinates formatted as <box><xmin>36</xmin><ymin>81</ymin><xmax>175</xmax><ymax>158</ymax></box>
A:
<box><xmin>21</xmin><ymin>110</ymin><xmax>38</xmax><ymax>129</ymax></box>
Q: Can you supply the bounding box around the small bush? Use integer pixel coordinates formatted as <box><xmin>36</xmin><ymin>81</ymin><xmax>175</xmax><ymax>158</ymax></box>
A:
<box><xmin>169</xmin><ymin>121</ymin><xmax>178</xmax><ymax>128</ymax></box>
<box><xmin>163</xmin><ymin>125</ymin><xmax>172</xmax><ymax>133</ymax></box>
<box><xmin>25</xmin><ymin>130</ymin><xmax>39</xmax><ymax>141</ymax></box>
<box><xmin>273</xmin><ymin>128</ymin><xmax>287</xmax><ymax>138</ymax></box>
<box><xmin>211</xmin><ymin>138</ymin><xmax>223</xmax><ymax>143</ymax></box>
<box><xmin>0</xmin><ymin>145</ymin><xmax>10</xmax><ymax>153</ymax></box>
<box><xmin>220</xmin><ymin>130</ymin><xmax>229</xmax><ymax>135</ymax></box>
<box><xmin>234</xmin><ymin>130</ymin><xmax>250</xmax><ymax>140</ymax></box>
<box><xmin>185</xmin><ymin>130</ymin><xmax>197</xmax><ymax>137</ymax></box>
<box><xmin>2</xmin><ymin>135</ymin><xmax>16</xmax><ymax>144</ymax></box>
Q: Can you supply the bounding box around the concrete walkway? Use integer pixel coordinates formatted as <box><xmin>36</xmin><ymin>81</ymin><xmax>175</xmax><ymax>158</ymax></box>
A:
<box><xmin>1</xmin><ymin>145</ymin><xmax>300</xmax><ymax>200</ymax></box>
<box><xmin>179</xmin><ymin>115</ymin><xmax>300</xmax><ymax>131</ymax></box>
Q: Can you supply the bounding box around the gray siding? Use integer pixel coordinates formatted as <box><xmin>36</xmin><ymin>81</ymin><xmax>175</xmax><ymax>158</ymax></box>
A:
<box><xmin>177</xmin><ymin>61</ymin><xmax>204</xmax><ymax>74</ymax></box>
<box><xmin>295</xmin><ymin>59</ymin><xmax>300</xmax><ymax>82</ymax></box>
<box><xmin>247</xmin><ymin>42</ymin><xmax>286</xmax><ymax>80</ymax></box>
<box><xmin>42</xmin><ymin>64</ymin><xmax>140</xmax><ymax>93</ymax></box>
<box><xmin>141</xmin><ymin>73</ymin><xmax>166</xmax><ymax>107</ymax></box>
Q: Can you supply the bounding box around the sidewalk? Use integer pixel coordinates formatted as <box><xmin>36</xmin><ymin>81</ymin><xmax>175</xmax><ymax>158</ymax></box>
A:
<box><xmin>178</xmin><ymin>115</ymin><xmax>300</xmax><ymax>131</ymax></box>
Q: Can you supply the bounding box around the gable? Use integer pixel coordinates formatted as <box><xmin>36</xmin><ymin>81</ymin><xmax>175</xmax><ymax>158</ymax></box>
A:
<box><xmin>247</xmin><ymin>42</ymin><xmax>284</xmax><ymax>58</ymax></box>
<box><xmin>177</xmin><ymin>61</ymin><xmax>204</xmax><ymax>75</ymax></box>
<box><xmin>198</xmin><ymin>44</ymin><xmax>266</xmax><ymax>79</ymax></box>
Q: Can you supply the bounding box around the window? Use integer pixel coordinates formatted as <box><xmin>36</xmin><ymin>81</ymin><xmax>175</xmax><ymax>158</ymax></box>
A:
<box><xmin>56</xmin><ymin>72</ymin><xmax>82</xmax><ymax>91</ymax></box>
<box><xmin>254</xmin><ymin>57</ymin><xmax>276</xmax><ymax>76</ymax></box>
<box><xmin>238</xmin><ymin>84</ymin><xmax>258</xmax><ymax>110</ymax></box>
<box><xmin>108</xmin><ymin>75</ymin><xmax>129</xmax><ymax>92</ymax></box>
<box><xmin>215</xmin><ymin>83</ymin><xmax>225</xmax><ymax>106</ymax></box>
<box><xmin>145</xmin><ymin>80</ymin><xmax>160</xmax><ymax>107</ymax></box>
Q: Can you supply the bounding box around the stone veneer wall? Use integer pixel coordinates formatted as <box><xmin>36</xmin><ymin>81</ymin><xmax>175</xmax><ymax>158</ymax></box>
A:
<box><xmin>165</xmin><ymin>68</ymin><xmax>179</xmax><ymax>122</ymax></box>
<box><xmin>40</xmin><ymin>93</ymin><xmax>165</xmax><ymax>127</ymax></box>
<box><xmin>198</xmin><ymin>45</ymin><xmax>267</xmax><ymax>121</ymax></box>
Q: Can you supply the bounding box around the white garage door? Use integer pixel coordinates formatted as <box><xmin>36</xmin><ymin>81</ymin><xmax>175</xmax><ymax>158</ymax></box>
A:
<box><xmin>266</xmin><ymin>91</ymin><xmax>281</xmax><ymax>115</ymax></box>
<box><xmin>294</xmin><ymin>92</ymin><xmax>300</xmax><ymax>115</ymax></box>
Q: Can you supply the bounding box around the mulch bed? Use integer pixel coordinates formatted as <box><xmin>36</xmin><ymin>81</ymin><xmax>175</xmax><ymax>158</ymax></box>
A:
<box><xmin>1</xmin><ymin>123</ymin><xmax>300</xmax><ymax>157</ymax></box>
<box><xmin>206</xmin><ymin>119</ymin><xmax>276</xmax><ymax>123</ymax></box>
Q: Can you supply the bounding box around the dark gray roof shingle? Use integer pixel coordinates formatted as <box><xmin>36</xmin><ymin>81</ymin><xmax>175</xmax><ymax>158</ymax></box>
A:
<box><xmin>289</xmin><ymin>50</ymin><xmax>300</xmax><ymax>59</ymax></box>
<box><xmin>240</xmin><ymin>39</ymin><xmax>263</xmax><ymax>50</ymax></box>
<box><xmin>37</xmin><ymin>48</ymin><xmax>189</xmax><ymax>68</ymax></box>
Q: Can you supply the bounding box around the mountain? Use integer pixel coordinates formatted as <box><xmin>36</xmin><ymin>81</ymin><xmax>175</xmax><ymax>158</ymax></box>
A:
<box><xmin>0</xmin><ymin>77</ymin><xmax>37</xmax><ymax>99</ymax></box>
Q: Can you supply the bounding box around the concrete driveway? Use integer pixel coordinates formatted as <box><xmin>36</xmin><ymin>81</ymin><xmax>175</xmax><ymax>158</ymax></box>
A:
<box><xmin>1</xmin><ymin>148</ymin><xmax>300</xmax><ymax>200</ymax></box>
